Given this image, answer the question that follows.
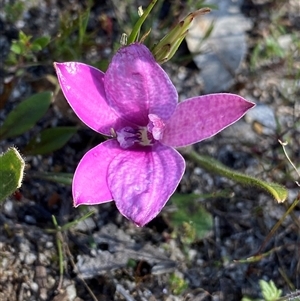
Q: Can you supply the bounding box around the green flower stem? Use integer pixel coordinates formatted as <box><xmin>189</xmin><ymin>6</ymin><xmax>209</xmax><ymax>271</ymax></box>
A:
<box><xmin>30</xmin><ymin>171</ymin><xmax>73</xmax><ymax>186</ymax></box>
<box><xmin>60</xmin><ymin>210</ymin><xmax>95</xmax><ymax>231</ymax></box>
<box><xmin>51</xmin><ymin>215</ymin><xmax>64</xmax><ymax>286</ymax></box>
<box><xmin>50</xmin><ymin>211</ymin><xmax>95</xmax><ymax>289</ymax></box>
<box><xmin>127</xmin><ymin>0</ymin><xmax>158</xmax><ymax>44</ymax></box>
<box><xmin>186</xmin><ymin>150</ymin><xmax>288</xmax><ymax>203</ymax></box>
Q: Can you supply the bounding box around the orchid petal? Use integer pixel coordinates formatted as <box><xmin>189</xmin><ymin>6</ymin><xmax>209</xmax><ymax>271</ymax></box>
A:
<box><xmin>104</xmin><ymin>43</ymin><xmax>178</xmax><ymax>126</ymax></box>
<box><xmin>107</xmin><ymin>143</ymin><xmax>185</xmax><ymax>226</ymax></box>
<box><xmin>162</xmin><ymin>93</ymin><xmax>255</xmax><ymax>147</ymax></box>
<box><xmin>54</xmin><ymin>62</ymin><xmax>132</xmax><ymax>135</ymax></box>
<box><xmin>73</xmin><ymin>139</ymin><xmax>123</xmax><ymax>207</ymax></box>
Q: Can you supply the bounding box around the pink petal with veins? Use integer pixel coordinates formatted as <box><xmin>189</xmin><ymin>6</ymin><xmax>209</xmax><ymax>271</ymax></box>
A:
<box><xmin>73</xmin><ymin>139</ymin><xmax>123</xmax><ymax>207</ymax></box>
<box><xmin>107</xmin><ymin>143</ymin><xmax>185</xmax><ymax>226</ymax></box>
<box><xmin>162</xmin><ymin>93</ymin><xmax>255</xmax><ymax>147</ymax></box>
<box><xmin>104</xmin><ymin>43</ymin><xmax>178</xmax><ymax>126</ymax></box>
<box><xmin>54</xmin><ymin>62</ymin><xmax>134</xmax><ymax>135</ymax></box>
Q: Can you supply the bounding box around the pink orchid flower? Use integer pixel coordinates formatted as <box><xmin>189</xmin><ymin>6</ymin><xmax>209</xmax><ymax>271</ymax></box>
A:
<box><xmin>54</xmin><ymin>43</ymin><xmax>254</xmax><ymax>226</ymax></box>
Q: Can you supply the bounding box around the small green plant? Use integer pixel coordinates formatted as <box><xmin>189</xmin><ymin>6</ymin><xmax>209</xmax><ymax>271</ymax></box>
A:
<box><xmin>0</xmin><ymin>91</ymin><xmax>78</xmax><ymax>200</ymax></box>
<box><xmin>250</xmin><ymin>3</ymin><xmax>290</xmax><ymax>70</ymax></box>
<box><xmin>242</xmin><ymin>279</ymin><xmax>282</xmax><ymax>301</ymax></box>
<box><xmin>169</xmin><ymin>273</ymin><xmax>189</xmax><ymax>295</ymax></box>
<box><xmin>251</xmin><ymin>34</ymin><xmax>285</xmax><ymax>69</ymax></box>
<box><xmin>0</xmin><ymin>91</ymin><xmax>77</xmax><ymax>156</ymax></box>
<box><xmin>49</xmin><ymin>212</ymin><xmax>96</xmax><ymax>292</ymax></box>
<box><xmin>0</xmin><ymin>92</ymin><xmax>52</xmax><ymax>140</ymax></box>
<box><xmin>260</xmin><ymin>280</ymin><xmax>282</xmax><ymax>301</ymax></box>
<box><xmin>4</xmin><ymin>1</ymin><xmax>25</xmax><ymax>23</ymax></box>
<box><xmin>169</xmin><ymin>193</ymin><xmax>213</xmax><ymax>245</ymax></box>
<box><xmin>6</xmin><ymin>30</ymin><xmax>50</xmax><ymax>66</ymax></box>
<box><xmin>50</xmin><ymin>1</ymin><xmax>94</xmax><ymax>61</ymax></box>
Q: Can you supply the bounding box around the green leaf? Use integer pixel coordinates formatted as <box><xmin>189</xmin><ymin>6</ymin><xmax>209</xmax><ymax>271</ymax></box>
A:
<box><xmin>169</xmin><ymin>273</ymin><xmax>188</xmax><ymax>295</ymax></box>
<box><xmin>0</xmin><ymin>91</ymin><xmax>52</xmax><ymax>140</ymax></box>
<box><xmin>259</xmin><ymin>280</ymin><xmax>282</xmax><ymax>301</ymax></box>
<box><xmin>30</xmin><ymin>171</ymin><xmax>73</xmax><ymax>186</ymax></box>
<box><xmin>11</xmin><ymin>41</ymin><xmax>23</xmax><ymax>54</ymax></box>
<box><xmin>170</xmin><ymin>193</ymin><xmax>213</xmax><ymax>241</ymax></box>
<box><xmin>79</xmin><ymin>10</ymin><xmax>90</xmax><ymax>45</ymax></box>
<box><xmin>32</xmin><ymin>36</ymin><xmax>51</xmax><ymax>49</ymax></box>
<box><xmin>187</xmin><ymin>151</ymin><xmax>288</xmax><ymax>203</ymax></box>
<box><xmin>19</xmin><ymin>30</ymin><xmax>30</xmax><ymax>43</ymax></box>
<box><xmin>127</xmin><ymin>0</ymin><xmax>158</xmax><ymax>44</ymax></box>
<box><xmin>24</xmin><ymin>126</ymin><xmax>78</xmax><ymax>155</ymax></box>
<box><xmin>30</xmin><ymin>44</ymin><xmax>42</xmax><ymax>52</ymax></box>
<box><xmin>0</xmin><ymin>148</ymin><xmax>25</xmax><ymax>202</ymax></box>
<box><xmin>4</xmin><ymin>2</ymin><xmax>25</xmax><ymax>23</ymax></box>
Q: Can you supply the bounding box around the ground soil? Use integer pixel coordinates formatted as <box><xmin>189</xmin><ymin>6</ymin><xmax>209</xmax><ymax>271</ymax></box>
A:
<box><xmin>0</xmin><ymin>1</ymin><xmax>299</xmax><ymax>301</ymax></box>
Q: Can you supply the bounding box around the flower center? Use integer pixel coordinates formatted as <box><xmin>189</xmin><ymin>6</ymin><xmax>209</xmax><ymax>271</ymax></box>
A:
<box><xmin>115</xmin><ymin>114</ymin><xmax>165</xmax><ymax>149</ymax></box>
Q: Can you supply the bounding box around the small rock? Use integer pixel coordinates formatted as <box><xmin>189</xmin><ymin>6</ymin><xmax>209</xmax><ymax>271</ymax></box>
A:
<box><xmin>65</xmin><ymin>283</ymin><xmax>77</xmax><ymax>301</ymax></box>
<box><xmin>188</xmin><ymin>249</ymin><xmax>197</xmax><ymax>261</ymax></box>
<box><xmin>29</xmin><ymin>282</ymin><xmax>39</xmax><ymax>292</ymax></box>
<box><xmin>25</xmin><ymin>252</ymin><xmax>37</xmax><ymax>265</ymax></box>
<box><xmin>245</xmin><ymin>103</ymin><xmax>277</xmax><ymax>135</ymax></box>
<box><xmin>19</xmin><ymin>252</ymin><xmax>25</xmax><ymax>262</ymax></box>
<box><xmin>38</xmin><ymin>253</ymin><xmax>49</xmax><ymax>265</ymax></box>
<box><xmin>220</xmin><ymin>120</ymin><xmax>258</xmax><ymax>144</ymax></box>
<box><xmin>48</xmin><ymin>275</ymin><xmax>56</xmax><ymax>288</ymax></box>
<box><xmin>45</xmin><ymin>241</ymin><xmax>54</xmax><ymax>249</ymax></box>
<box><xmin>186</xmin><ymin>0</ymin><xmax>252</xmax><ymax>93</ymax></box>
<box><xmin>19</xmin><ymin>240</ymin><xmax>30</xmax><ymax>253</ymax></box>
<box><xmin>3</xmin><ymin>199</ymin><xmax>15</xmax><ymax>217</ymax></box>
<box><xmin>278</xmin><ymin>34</ymin><xmax>293</xmax><ymax>50</ymax></box>
<box><xmin>24</xmin><ymin>215</ymin><xmax>37</xmax><ymax>224</ymax></box>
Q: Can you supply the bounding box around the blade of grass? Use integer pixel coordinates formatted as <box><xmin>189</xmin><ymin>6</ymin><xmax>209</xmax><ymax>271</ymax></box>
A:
<box><xmin>51</xmin><ymin>215</ymin><xmax>64</xmax><ymax>290</ymax></box>
<box><xmin>256</xmin><ymin>195</ymin><xmax>300</xmax><ymax>255</ymax></box>
<box><xmin>127</xmin><ymin>0</ymin><xmax>158</xmax><ymax>44</ymax></box>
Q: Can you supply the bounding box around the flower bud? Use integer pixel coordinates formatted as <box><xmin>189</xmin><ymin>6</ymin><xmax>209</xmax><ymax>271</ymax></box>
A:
<box><xmin>152</xmin><ymin>8</ymin><xmax>210</xmax><ymax>64</ymax></box>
